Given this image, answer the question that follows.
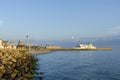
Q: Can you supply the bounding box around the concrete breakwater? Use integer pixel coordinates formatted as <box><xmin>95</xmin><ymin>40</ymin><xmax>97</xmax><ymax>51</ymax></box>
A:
<box><xmin>30</xmin><ymin>50</ymin><xmax>51</xmax><ymax>55</ymax></box>
<box><xmin>45</xmin><ymin>48</ymin><xmax>112</xmax><ymax>51</ymax></box>
<box><xmin>28</xmin><ymin>47</ymin><xmax>112</xmax><ymax>55</ymax></box>
<box><xmin>29</xmin><ymin>47</ymin><xmax>112</xmax><ymax>55</ymax></box>
<box><xmin>0</xmin><ymin>49</ymin><xmax>37</xmax><ymax>80</ymax></box>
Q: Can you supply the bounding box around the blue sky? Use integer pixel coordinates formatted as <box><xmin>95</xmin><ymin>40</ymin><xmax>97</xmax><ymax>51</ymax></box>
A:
<box><xmin>0</xmin><ymin>0</ymin><xmax>120</xmax><ymax>41</ymax></box>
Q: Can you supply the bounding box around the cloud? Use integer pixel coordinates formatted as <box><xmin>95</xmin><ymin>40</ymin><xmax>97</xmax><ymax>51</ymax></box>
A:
<box><xmin>111</xmin><ymin>26</ymin><xmax>120</xmax><ymax>35</ymax></box>
<box><xmin>107</xmin><ymin>26</ymin><xmax>120</xmax><ymax>36</ymax></box>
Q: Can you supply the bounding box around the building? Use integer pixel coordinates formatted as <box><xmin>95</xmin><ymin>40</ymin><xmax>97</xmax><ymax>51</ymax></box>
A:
<box><xmin>0</xmin><ymin>39</ymin><xmax>4</xmax><ymax>49</ymax></box>
<box><xmin>0</xmin><ymin>40</ymin><xmax>16</xmax><ymax>49</ymax></box>
<box><xmin>7</xmin><ymin>42</ymin><xmax>16</xmax><ymax>49</ymax></box>
<box><xmin>45</xmin><ymin>45</ymin><xmax>61</xmax><ymax>49</ymax></box>
<box><xmin>17</xmin><ymin>40</ymin><xmax>25</xmax><ymax>49</ymax></box>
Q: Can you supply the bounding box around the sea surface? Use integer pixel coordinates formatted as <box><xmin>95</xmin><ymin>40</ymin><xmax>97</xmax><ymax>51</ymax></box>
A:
<box><xmin>33</xmin><ymin>46</ymin><xmax>120</xmax><ymax>80</ymax></box>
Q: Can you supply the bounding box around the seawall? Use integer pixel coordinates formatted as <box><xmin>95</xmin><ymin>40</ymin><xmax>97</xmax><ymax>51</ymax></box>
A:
<box><xmin>45</xmin><ymin>48</ymin><xmax>112</xmax><ymax>51</ymax></box>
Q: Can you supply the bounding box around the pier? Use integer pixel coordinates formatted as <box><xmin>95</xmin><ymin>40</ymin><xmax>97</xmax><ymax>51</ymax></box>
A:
<box><xmin>39</xmin><ymin>47</ymin><xmax>112</xmax><ymax>51</ymax></box>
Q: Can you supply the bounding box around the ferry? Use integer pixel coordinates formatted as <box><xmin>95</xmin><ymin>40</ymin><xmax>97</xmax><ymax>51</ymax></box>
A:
<box><xmin>75</xmin><ymin>41</ymin><xmax>96</xmax><ymax>49</ymax></box>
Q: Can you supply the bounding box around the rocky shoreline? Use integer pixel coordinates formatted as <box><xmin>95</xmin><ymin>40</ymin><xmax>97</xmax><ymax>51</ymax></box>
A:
<box><xmin>0</xmin><ymin>49</ymin><xmax>38</xmax><ymax>80</ymax></box>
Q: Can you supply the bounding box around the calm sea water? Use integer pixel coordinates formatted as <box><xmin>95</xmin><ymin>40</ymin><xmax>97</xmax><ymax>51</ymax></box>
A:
<box><xmin>33</xmin><ymin>46</ymin><xmax>120</xmax><ymax>80</ymax></box>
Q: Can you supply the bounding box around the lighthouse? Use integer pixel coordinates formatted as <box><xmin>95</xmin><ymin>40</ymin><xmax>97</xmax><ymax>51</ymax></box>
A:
<box><xmin>26</xmin><ymin>34</ymin><xmax>30</xmax><ymax>50</ymax></box>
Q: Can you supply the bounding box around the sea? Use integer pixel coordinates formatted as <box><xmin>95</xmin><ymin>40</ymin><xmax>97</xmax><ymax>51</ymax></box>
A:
<box><xmin>32</xmin><ymin>42</ymin><xmax>120</xmax><ymax>80</ymax></box>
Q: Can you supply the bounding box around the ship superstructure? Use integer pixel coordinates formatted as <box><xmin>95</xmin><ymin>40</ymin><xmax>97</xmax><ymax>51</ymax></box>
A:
<box><xmin>75</xmin><ymin>41</ymin><xmax>96</xmax><ymax>49</ymax></box>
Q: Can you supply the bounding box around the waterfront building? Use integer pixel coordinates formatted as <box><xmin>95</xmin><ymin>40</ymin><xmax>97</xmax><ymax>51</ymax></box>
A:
<box><xmin>17</xmin><ymin>40</ymin><xmax>25</xmax><ymax>49</ymax></box>
<box><xmin>7</xmin><ymin>42</ymin><xmax>16</xmax><ymax>49</ymax></box>
<box><xmin>0</xmin><ymin>40</ymin><xmax>16</xmax><ymax>49</ymax></box>
<box><xmin>0</xmin><ymin>39</ymin><xmax>4</xmax><ymax>49</ymax></box>
<box><xmin>45</xmin><ymin>45</ymin><xmax>61</xmax><ymax>49</ymax></box>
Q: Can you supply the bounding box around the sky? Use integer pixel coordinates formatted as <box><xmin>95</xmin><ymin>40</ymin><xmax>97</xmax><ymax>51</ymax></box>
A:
<box><xmin>0</xmin><ymin>0</ymin><xmax>120</xmax><ymax>41</ymax></box>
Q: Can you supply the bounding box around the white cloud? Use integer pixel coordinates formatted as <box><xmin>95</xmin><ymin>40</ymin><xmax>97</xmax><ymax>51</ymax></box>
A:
<box><xmin>106</xmin><ymin>26</ymin><xmax>120</xmax><ymax>37</ymax></box>
<box><xmin>111</xmin><ymin>26</ymin><xmax>120</xmax><ymax>35</ymax></box>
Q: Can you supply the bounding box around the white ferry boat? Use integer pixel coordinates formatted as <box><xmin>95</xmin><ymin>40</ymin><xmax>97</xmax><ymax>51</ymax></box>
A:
<box><xmin>75</xmin><ymin>41</ymin><xmax>96</xmax><ymax>49</ymax></box>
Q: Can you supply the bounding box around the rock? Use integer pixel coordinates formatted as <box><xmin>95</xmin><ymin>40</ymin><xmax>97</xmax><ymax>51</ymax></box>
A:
<box><xmin>0</xmin><ymin>49</ymin><xmax>37</xmax><ymax>79</ymax></box>
<box><xmin>0</xmin><ymin>73</ymin><xmax>3</xmax><ymax>78</ymax></box>
<box><xmin>11</xmin><ymin>72</ymin><xmax>17</xmax><ymax>79</ymax></box>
